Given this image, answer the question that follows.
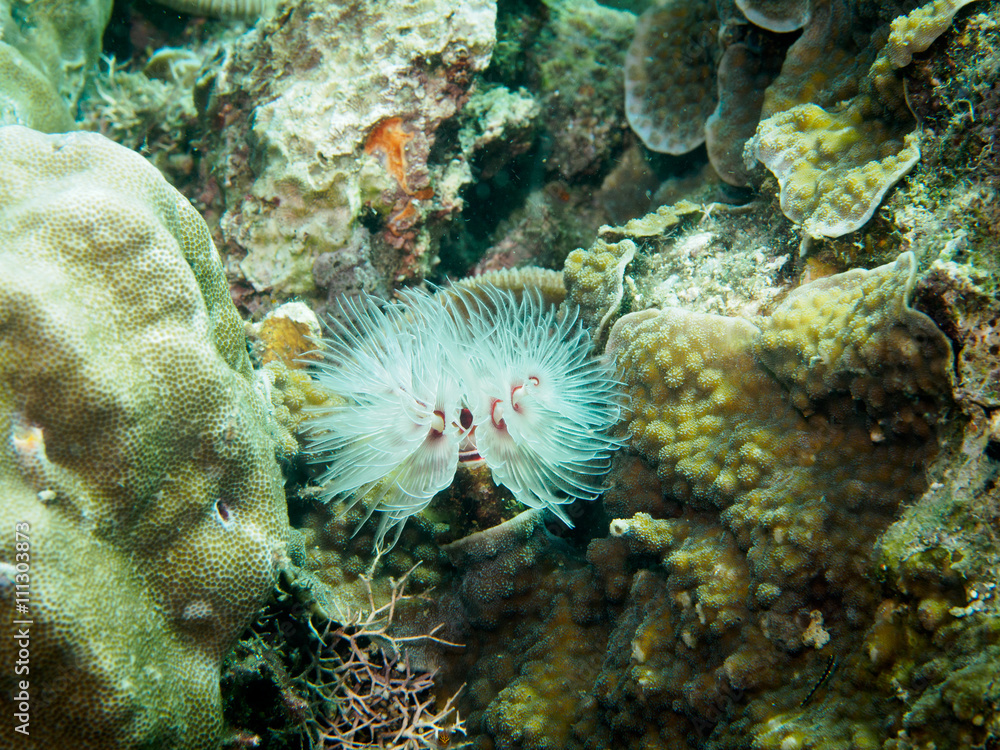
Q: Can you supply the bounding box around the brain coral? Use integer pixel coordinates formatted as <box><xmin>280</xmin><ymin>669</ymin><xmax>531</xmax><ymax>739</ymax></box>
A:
<box><xmin>0</xmin><ymin>126</ymin><xmax>287</xmax><ymax>749</ymax></box>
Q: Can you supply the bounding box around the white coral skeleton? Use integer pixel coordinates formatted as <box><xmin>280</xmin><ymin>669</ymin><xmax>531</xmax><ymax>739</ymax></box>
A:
<box><xmin>304</xmin><ymin>285</ymin><xmax>623</xmax><ymax>550</ymax></box>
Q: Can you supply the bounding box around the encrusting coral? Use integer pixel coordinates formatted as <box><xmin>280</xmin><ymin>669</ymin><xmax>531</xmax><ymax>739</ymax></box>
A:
<box><xmin>606</xmin><ymin>252</ymin><xmax>952</xmax><ymax>587</ymax></box>
<box><xmin>441</xmin><ymin>249</ymin><xmax>956</xmax><ymax>749</ymax></box>
<box><xmin>625</xmin><ymin>0</ymin><xmax>720</xmax><ymax>156</ymax></box>
<box><xmin>0</xmin><ymin>126</ymin><xmax>288</xmax><ymax>749</ymax></box>
<box><xmin>561</xmin><ymin>251</ymin><xmax>954</xmax><ymax>747</ymax></box>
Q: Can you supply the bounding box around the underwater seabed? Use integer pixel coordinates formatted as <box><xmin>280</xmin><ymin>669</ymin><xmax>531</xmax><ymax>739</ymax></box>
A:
<box><xmin>1</xmin><ymin>0</ymin><xmax>1000</xmax><ymax>748</ymax></box>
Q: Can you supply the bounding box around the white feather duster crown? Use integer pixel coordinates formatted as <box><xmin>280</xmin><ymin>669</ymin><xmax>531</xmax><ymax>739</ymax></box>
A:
<box><xmin>303</xmin><ymin>284</ymin><xmax>623</xmax><ymax>551</ymax></box>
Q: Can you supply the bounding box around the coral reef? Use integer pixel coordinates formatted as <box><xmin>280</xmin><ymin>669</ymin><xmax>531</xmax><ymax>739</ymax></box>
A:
<box><xmin>626</xmin><ymin>0</ymin><xmax>981</xmax><ymax>237</ymax></box>
<box><xmin>564</xmin><ymin>236</ymin><xmax>637</xmax><ymax>344</ymax></box>
<box><xmin>0</xmin><ymin>0</ymin><xmax>112</xmax><ymax>131</ymax></box>
<box><xmin>748</xmin><ymin>0</ymin><xmax>981</xmax><ymax>238</ymax></box>
<box><xmin>14</xmin><ymin>0</ymin><xmax>998</xmax><ymax>747</ymax></box>
<box><xmin>564</xmin><ymin>196</ymin><xmax>799</xmax><ymax>336</ymax></box>
<box><xmin>625</xmin><ymin>0</ymin><xmax>720</xmax><ymax>156</ymax></box>
<box><xmin>199</xmin><ymin>0</ymin><xmax>497</xmax><ymax>298</ymax></box>
<box><xmin>453</xmin><ymin>0</ymin><xmax>636</xmax><ymax>276</ymax></box>
<box><xmin>80</xmin><ymin>49</ymin><xmax>206</xmax><ymax>188</ymax></box>
<box><xmin>531</xmin><ymin>0</ymin><xmax>634</xmax><ymax>181</ymax></box>
<box><xmin>246</xmin><ymin>301</ymin><xmax>328</xmax><ymax>457</ymax></box>
<box><xmin>0</xmin><ymin>126</ymin><xmax>287</xmax><ymax>749</ymax></box>
<box><xmin>456</xmin><ymin>252</ymin><xmax>955</xmax><ymax>750</ymax></box>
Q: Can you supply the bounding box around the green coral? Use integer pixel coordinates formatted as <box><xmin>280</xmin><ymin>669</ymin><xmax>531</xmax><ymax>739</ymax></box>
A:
<box><xmin>0</xmin><ymin>126</ymin><xmax>288</xmax><ymax>749</ymax></box>
<box><xmin>512</xmin><ymin>252</ymin><xmax>955</xmax><ymax>748</ymax></box>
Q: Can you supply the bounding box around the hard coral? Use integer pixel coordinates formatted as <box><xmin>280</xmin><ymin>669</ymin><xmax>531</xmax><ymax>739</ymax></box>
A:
<box><xmin>625</xmin><ymin>0</ymin><xmax>720</xmax><ymax>156</ymax></box>
<box><xmin>592</xmin><ymin>252</ymin><xmax>954</xmax><ymax>747</ymax></box>
<box><xmin>748</xmin><ymin>0</ymin><xmax>982</xmax><ymax>238</ymax></box>
<box><xmin>0</xmin><ymin>126</ymin><xmax>287</xmax><ymax>749</ymax></box>
<box><xmin>626</xmin><ymin>0</ymin><xmax>981</xmax><ymax>235</ymax></box>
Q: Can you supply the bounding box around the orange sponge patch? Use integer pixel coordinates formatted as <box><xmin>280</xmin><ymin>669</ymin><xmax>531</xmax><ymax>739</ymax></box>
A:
<box><xmin>365</xmin><ymin>117</ymin><xmax>416</xmax><ymax>195</ymax></box>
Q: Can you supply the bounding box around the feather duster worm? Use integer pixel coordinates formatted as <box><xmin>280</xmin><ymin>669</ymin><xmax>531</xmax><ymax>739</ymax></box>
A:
<box><xmin>304</xmin><ymin>286</ymin><xmax>622</xmax><ymax>550</ymax></box>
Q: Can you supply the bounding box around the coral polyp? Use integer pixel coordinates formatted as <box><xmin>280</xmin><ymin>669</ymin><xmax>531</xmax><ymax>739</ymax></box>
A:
<box><xmin>304</xmin><ymin>285</ymin><xmax>622</xmax><ymax>549</ymax></box>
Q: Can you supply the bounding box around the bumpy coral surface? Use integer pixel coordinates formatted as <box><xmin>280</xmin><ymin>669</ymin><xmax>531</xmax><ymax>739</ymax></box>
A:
<box><xmin>201</xmin><ymin>0</ymin><xmax>496</xmax><ymax>297</ymax></box>
<box><xmin>452</xmin><ymin>252</ymin><xmax>952</xmax><ymax>750</ymax></box>
<box><xmin>607</xmin><ymin>252</ymin><xmax>951</xmax><ymax>573</ymax></box>
<box><xmin>0</xmin><ymin>126</ymin><xmax>287</xmax><ymax>749</ymax></box>
<box><xmin>397</xmin><ymin>249</ymin><xmax>957</xmax><ymax>750</ymax></box>
<box><xmin>564</xmin><ymin>237</ymin><xmax>637</xmax><ymax>343</ymax></box>
<box><xmin>750</xmin><ymin>107</ymin><xmax>921</xmax><ymax>239</ymax></box>
<box><xmin>583</xmin><ymin>252</ymin><xmax>954</xmax><ymax>747</ymax></box>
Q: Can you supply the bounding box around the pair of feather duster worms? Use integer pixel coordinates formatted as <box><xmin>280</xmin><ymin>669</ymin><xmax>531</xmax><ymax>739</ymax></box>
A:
<box><xmin>304</xmin><ymin>284</ymin><xmax>624</xmax><ymax>551</ymax></box>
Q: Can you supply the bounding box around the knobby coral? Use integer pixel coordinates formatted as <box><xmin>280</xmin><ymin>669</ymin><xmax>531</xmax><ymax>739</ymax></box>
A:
<box><xmin>303</xmin><ymin>286</ymin><xmax>623</xmax><ymax>550</ymax></box>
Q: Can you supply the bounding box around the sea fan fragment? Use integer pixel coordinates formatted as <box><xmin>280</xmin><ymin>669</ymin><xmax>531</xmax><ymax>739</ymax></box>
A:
<box><xmin>304</xmin><ymin>285</ymin><xmax>622</xmax><ymax>550</ymax></box>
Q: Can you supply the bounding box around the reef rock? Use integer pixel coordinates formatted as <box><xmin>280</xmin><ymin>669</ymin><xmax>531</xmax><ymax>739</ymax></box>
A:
<box><xmin>201</xmin><ymin>0</ymin><xmax>496</xmax><ymax>298</ymax></box>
